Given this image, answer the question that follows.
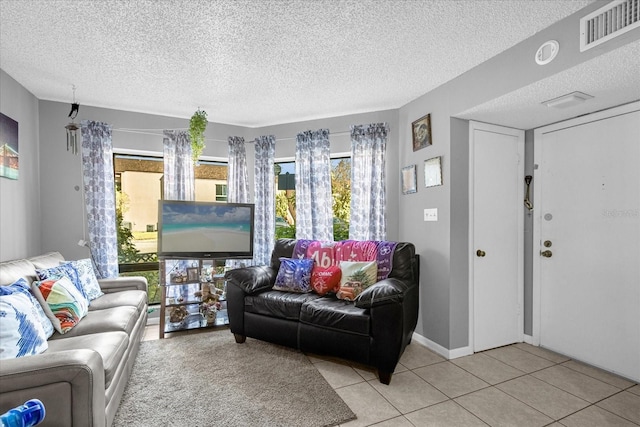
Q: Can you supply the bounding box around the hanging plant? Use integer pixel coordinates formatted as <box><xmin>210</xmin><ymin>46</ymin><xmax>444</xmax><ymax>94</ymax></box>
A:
<box><xmin>189</xmin><ymin>108</ymin><xmax>208</xmax><ymax>162</ymax></box>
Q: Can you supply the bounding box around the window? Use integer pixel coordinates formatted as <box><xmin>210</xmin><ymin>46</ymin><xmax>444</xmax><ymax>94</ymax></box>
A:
<box><xmin>274</xmin><ymin>156</ymin><xmax>351</xmax><ymax>241</ymax></box>
<box><xmin>114</xmin><ymin>154</ymin><xmax>228</xmax><ymax>305</ymax></box>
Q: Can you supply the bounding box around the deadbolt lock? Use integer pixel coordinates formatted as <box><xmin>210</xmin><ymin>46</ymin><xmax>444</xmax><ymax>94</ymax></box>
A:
<box><xmin>540</xmin><ymin>250</ymin><xmax>553</xmax><ymax>258</ymax></box>
<box><xmin>544</xmin><ymin>240</ymin><xmax>552</xmax><ymax>247</ymax></box>
<box><xmin>476</xmin><ymin>249</ymin><xmax>486</xmax><ymax>257</ymax></box>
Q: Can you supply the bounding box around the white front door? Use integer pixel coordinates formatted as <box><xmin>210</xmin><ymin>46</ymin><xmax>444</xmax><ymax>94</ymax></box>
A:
<box><xmin>533</xmin><ymin>102</ymin><xmax>640</xmax><ymax>381</ymax></box>
<box><xmin>470</xmin><ymin>121</ymin><xmax>524</xmax><ymax>352</ymax></box>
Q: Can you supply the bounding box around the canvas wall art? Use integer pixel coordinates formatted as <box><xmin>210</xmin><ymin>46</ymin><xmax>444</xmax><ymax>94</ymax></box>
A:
<box><xmin>0</xmin><ymin>112</ymin><xmax>19</xmax><ymax>180</ymax></box>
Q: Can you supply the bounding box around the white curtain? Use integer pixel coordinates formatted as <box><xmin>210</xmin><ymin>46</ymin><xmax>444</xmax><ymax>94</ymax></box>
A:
<box><xmin>163</xmin><ymin>130</ymin><xmax>194</xmax><ymax>201</ymax></box>
<box><xmin>253</xmin><ymin>135</ymin><xmax>276</xmax><ymax>265</ymax></box>
<box><xmin>295</xmin><ymin>129</ymin><xmax>333</xmax><ymax>241</ymax></box>
<box><xmin>81</xmin><ymin>120</ymin><xmax>119</xmax><ymax>278</ymax></box>
<box><xmin>349</xmin><ymin>123</ymin><xmax>389</xmax><ymax>241</ymax></box>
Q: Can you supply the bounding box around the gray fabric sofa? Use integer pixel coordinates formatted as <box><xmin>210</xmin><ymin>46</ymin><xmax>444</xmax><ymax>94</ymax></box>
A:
<box><xmin>0</xmin><ymin>252</ymin><xmax>148</xmax><ymax>427</ymax></box>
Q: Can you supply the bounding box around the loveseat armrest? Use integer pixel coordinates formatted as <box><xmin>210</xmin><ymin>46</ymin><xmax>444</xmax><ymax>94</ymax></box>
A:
<box><xmin>0</xmin><ymin>349</ymin><xmax>106</xmax><ymax>427</ymax></box>
<box><xmin>225</xmin><ymin>266</ymin><xmax>277</xmax><ymax>295</ymax></box>
<box><xmin>355</xmin><ymin>278</ymin><xmax>413</xmax><ymax>309</ymax></box>
<box><xmin>98</xmin><ymin>276</ymin><xmax>148</xmax><ymax>293</ymax></box>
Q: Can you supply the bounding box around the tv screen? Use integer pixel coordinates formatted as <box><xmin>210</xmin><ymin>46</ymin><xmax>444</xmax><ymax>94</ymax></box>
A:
<box><xmin>158</xmin><ymin>200</ymin><xmax>254</xmax><ymax>259</ymax></box>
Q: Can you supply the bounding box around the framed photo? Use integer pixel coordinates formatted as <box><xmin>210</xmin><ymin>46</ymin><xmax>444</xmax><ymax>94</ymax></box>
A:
<box><xmin>186</xmin><ymin>267</ymin><xmax>199</xmax><ymax>283</ymax></box>
<box><xmin>424</xmin><ymin>156</ymin><xmax>443</xmax><ymax>188</ymax></box>
<box><xmin>412</xmin><ymin>113</ymin><xmax>432</xmax><ymax>151</ymax></box>
<box><xmin>401</xmin><ymin>164</ymin><xmax>417</xmax><ymax>195</ymax></box>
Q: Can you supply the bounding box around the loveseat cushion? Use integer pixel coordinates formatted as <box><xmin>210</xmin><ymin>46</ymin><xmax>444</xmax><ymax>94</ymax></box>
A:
<box><xmin>245</xmin><ymin>290</ymin><xmax>321</xmax><ymax>320</ymax></box>
<box><xmin>48</xmin><ymin>306</ymin><xmax>138</xmax><ymax>339</ymax></box>
<box><xmin>0</xmin><ymin>258</ymin><xmax>38</xmax><ymax>286</ymax></box>
<box><xmin>88</xmin><ymin>289</ymin><xmax>147</xmax><ymax>315</ymax></box>
<box><xmin>300</xmin><ymin>297</ymin><xmax>370</xmax><ymax>336</ymax></box>
<box><xmin>46</xmin><ymin>331</ymin><xmax>128</xmax><ymax>389</ymax></box>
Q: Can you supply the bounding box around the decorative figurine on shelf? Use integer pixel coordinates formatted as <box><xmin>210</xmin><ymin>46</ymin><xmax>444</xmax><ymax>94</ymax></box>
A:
<box><xmin>195</xmin><ymin>283</ymin><xmax>221</xmax><ymax>326</ymax></box>
<box><xmin>168</xmin><ymin>306</ymin><xmax>188</xmax><ymax>325</ymax></box>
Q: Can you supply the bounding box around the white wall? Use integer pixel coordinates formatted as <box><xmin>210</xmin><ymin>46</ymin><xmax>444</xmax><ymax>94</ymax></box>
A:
<box><xmin>0</xmin><ymin>70</ymin><xmax>41</xmax><ymax>261</ymax></box>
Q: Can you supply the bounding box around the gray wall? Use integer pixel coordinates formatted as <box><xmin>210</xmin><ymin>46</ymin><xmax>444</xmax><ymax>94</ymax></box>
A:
<box><xmin>0</xmin><ymin>70</ymin><xmax>41</xmax><ymax>260</ymax></box>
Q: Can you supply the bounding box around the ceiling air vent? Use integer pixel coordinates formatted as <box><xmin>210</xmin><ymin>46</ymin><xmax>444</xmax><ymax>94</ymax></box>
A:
<box><xmin>580</xmin><ymin>0</ymin><xmax>640</xmax><ymax>52</ymax></box>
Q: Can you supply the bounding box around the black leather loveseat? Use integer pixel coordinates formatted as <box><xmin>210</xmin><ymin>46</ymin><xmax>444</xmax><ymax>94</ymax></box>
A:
<box><xmin>224</xmin><ymin>238</ymin><xmax>419</xmax><ymax>384</ymax></box>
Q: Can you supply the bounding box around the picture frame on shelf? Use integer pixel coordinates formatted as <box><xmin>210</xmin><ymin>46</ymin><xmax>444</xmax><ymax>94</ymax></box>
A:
<box><xmin>424</xmin><ymin>156</ymin><xmax>443</xmax><ymax>188</ymax></box>
<box><xmin>186</xmin><ymin>267</ymin><xmax>199</xmax><ymax>283</ymax></box>
<box><xmin>412</xmin><ymin>113</ymin><xmax>432</xmax><ymax>151</ymax></box>
<box><xmin>401</xmin><ymin>164</ymin><xmax>417</xmax><ymax>195</ymax></box>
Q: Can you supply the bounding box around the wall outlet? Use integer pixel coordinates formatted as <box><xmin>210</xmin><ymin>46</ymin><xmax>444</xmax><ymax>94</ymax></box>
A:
<box><xmin>424</xmin><ymin>208</ymin><xmax>438</xmax><ymax>221</ymax></box>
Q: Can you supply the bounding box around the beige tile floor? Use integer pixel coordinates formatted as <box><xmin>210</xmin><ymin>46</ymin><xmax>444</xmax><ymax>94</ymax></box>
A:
<box><xmin>143</xmin><ymin>325</ymin><xmax>640</xmax><ymax>426</ymax></box>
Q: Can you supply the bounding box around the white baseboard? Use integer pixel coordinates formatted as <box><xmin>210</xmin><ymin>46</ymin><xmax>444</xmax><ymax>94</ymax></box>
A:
<box><xmin>523</xmin><ymin>334</ymin><xmax>535</xmax><ymax>345</ymax></box>
<box><xmin>411</xmin><ymin>332</ymin><xmax>473</xmax><ymax>360</ymax></box>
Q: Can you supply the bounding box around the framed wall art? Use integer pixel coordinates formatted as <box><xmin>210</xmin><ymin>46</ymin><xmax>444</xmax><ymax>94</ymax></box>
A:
<box><xmin>401</xmin><ymin>164</ymin><xmax>417</xmax><ymax>195</ymax></box>
<box><xmin>186</xmin><ymin>267</ymin><xmax>200</xmax><ymax>283</ymax></box>
<box><xmin>424</xmin><ymin>156</ymin><xmax>443</xmax><ymax>188</ymax></box>
<box><xmin>0</xmin><ymin>112</ymin><xmax>19</xmax><ymax>180</ymax></box>
<box><xmin>412</xmin><ymin>113</ymin><xmax>432</xmax><ymax>151</ymax></box>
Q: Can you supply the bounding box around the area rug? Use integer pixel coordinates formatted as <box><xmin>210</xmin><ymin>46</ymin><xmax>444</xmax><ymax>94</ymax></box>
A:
<box><xmin>113</xmin><ymin>331</ymin><xmax>356</xmax><ymax>427</ymax></box>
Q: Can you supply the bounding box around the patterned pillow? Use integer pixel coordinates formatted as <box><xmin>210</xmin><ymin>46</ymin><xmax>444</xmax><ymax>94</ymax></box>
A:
<box><xmin>273</xmin><ymin>258</ymin><xmax>315</xmax><ymax>293</ymax></box>
<box><xmin>336</xmin><ymin>261</ymin><xmax>378</xmax><ymax>301</ymax></box>
<box><xmin>32</xmin><ymin>276</ymin><xmax>89</xmax><ymax>334</ymax></box>
<box><xmin>36</xmin><ymin>263</ymin><xmax>89</xmax><ymax>303</ymax></box>
<box><xmin>0</xmin><ymin>289</ymin><xmax>49</xmax><ymax>359</ymax></box>
<box><xmin>1</xmin><ymin>278</ymin><xmax>54</xmax><ymax>338</ymax></box>
<box><xmin>64</xmin><ymin>259</ymin><xmax>104</xmax><ymax>301</ymax></box>
<box><xmin>310</xmin><ymin>266</ymin><xmax>342</xmax><ymax>296</ymax></box>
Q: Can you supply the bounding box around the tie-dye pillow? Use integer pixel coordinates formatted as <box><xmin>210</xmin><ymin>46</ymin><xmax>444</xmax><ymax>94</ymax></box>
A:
<box><xmin>35</xmin><ymin>263</ymin><xmax>88</xmax><ymax>303</ymax></box>
<box><xmin>32</xmin><ymin>276</ymin><xmax>89</xmax><ymax>334</ymax></box>
<box><xmin>0</xmin><ymin>290</ymin><xmax>49</xmax><ymax>359</ymax></box>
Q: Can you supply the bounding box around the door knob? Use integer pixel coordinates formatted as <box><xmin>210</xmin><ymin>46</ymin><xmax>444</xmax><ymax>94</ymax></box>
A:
<box><xmin>476</xmin><ymin>249</ymin><xmax>486</xmax><ymax>257</ymax></box>
<box><xmin>540</xmin><ymin>250</ymin><xmax>553</xmax><ymax>258</ymax></box>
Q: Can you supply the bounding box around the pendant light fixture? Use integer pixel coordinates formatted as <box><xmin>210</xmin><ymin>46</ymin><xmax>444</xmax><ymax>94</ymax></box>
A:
<box><xmin>65</xmin><ymin>85</ymin><xmax>80</xmax><ymax>154</ymax></box>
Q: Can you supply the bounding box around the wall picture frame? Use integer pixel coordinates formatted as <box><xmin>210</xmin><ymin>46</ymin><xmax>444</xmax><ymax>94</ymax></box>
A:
<box><xmin>0</xmin><ymin>112</ymin><xmax>19</xmax><ymax>180</ymax></box>
<box><xmin>412</xmin><ymin>113</ymin><xmax>432</xmax><ymax>151</ymax></box>
<box><xmin>401</xmin><ymin>164</ymin><xmax>417</xmax><ymax>195</ymax></box>
<box><xmin>424</xmin><ymin>156</ymin><xmax>443</xmax><ymax>188</ymax></box>
<box><xmin>186</xmin><ymin>267</ymin><xmax>199</xmax><ymax>283</ymax></box>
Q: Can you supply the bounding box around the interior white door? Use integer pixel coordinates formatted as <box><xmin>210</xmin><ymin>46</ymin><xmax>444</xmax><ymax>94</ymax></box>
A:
<box><xmin>470</xmin><ymin>122</ymin><xmax>524</xmax><ymax>352</ymax></box>
<box><xmin>534</xmin><ymin>104</ymin><xmax>640</xmax><ymax>381</ymax></box>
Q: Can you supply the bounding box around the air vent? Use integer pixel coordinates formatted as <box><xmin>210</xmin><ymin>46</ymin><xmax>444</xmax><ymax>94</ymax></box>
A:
<box><xmin>580</xmin><ymin>0</ymin><xmax>640</xmax><ymax>52</ymax></box>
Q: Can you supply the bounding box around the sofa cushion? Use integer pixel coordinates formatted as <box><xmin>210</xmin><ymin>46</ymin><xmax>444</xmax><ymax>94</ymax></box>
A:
<box><xmin>0</xmin><ymin>258</ymin><xmax>38</xmax><ymax>286</ymax></box>
<box><xmin>245</xmin><ymin>290</ymin><xmax>321</xmax><ymax>320</ymax></box>
<box><xmin>88</xmin><ymin>289</ymin><xmax>147</xmax><ymax>315</ymax></box>
<box><xmin>0</xmin><ymin>288</ymin><xmax>49</xmax><ymax>359</ymax></box>
<box><xmin>32</xmin><ymin>276</ymin><xmax>89</xmax><ymax>334</ymax></box>
<box><xmin>48</xmin><ymin>306</ymin><xmax>138</xmax><ymax>339</ymax></box>
<box><xmin>300</xmin><ymin>297</ymin><xmax>370</xmax><ymax>336</ymax></box>
<box><xmin>46</xmin><ymin>331</ymin><xmax>128</xmax><ymax>389</ymax></box>
<box><xmin>28</xmin><ymin>252</ymin><xmax>66</xmax><ymax>269</ymax></box>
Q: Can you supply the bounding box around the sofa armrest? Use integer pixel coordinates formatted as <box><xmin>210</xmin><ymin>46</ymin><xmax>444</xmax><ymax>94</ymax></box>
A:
<box><xmin>225</xmin><ymin>266</ymin><xmax>277</xmax><ymax>295</ymax></box>
<box><xmin>355</xmin><ymin>278</ymin><xmax>412</xmax><ymax>309</ymax></box>
<box><xmin>98</xmin><ymin>276</ymin><xmax>148</xmax><ymax>293</ymax></box>
<box><xmin>0</xmin><ymin>349</ymin><xmax>106</xmax><ymax>427</ymax></box>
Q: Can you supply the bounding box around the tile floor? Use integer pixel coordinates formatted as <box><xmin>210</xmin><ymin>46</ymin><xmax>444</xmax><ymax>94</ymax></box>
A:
<box><xmin>143</xmin><ymin>325</ymin><xmax>640</xmax><ymax>426</ymax></box>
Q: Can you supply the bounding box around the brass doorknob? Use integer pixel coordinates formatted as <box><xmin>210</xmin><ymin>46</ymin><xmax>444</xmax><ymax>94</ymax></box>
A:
<box><xmin>540</xmin><ymin>250</ymin><xmax>553</xmax><ymax>258</ymax></box>
<box><xmin>476</xmin><ymin>249</ymin><xmax>486</xmax><ymax>257</ymax></box>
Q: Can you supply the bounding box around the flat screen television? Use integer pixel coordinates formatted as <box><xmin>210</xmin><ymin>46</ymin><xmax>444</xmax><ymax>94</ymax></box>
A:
<box><xmin>157</xmin><ymin>200</ymin><xmax>254</xmax><ymax>259</ymax></box>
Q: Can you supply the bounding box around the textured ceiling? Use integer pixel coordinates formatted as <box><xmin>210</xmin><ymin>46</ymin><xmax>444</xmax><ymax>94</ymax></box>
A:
<box><xmin>1</xmin><ymin>0</ymin><xmax>594</xmax><ymax>127</ymax></box>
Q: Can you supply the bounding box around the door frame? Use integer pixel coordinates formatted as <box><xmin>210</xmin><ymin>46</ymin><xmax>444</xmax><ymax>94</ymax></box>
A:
<box><xmin>468</xmin><ymin>121</ymin><xmax>525</xmax><ymax>352</ymax></box>
<box><xmin>531</xmin><ymin>101</ymin><xmax>640</xmax><ymax>346</ymax></box>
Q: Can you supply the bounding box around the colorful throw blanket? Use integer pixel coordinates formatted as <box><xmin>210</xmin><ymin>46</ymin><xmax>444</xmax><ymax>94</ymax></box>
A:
<box><xmin>292</xmin><ymin>239</ymin><xmax>398</xmax><ymax>281</ymax></box>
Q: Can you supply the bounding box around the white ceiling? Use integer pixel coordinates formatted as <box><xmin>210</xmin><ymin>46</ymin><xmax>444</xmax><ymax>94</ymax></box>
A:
<box><xmin>1</xmin><ymin>0</ymin><xmax>618</xmax><ymax>128</ymax></box>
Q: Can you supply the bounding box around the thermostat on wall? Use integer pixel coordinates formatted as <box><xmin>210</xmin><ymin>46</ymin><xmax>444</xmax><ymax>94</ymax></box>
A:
<box><xmin>535</xmin><ymin>40</ymin><xmax>559</xmax><ymax>65</ymax></box>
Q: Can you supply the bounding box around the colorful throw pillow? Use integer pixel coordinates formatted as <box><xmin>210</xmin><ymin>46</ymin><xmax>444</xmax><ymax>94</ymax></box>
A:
<box><xmin>0</xmin><ymin>289</ymin><xmax>49</xmax><ymax>359</ymax></box>
<box><xmin>2</xmin><ymin>278</ymin><xmax>54</xmax><ymax>338</ymax></box>
<box><xmin>64</xmin><ymin>259</ymin><xmax>104</xmax><ymax>301</ymax></box>
<box><xmin>273</xmin><ymin>258</ymin><xmax>314</xmax><ymax>293</ymax></box>
<box><xmin>32</xmin><ymin>276</ymin><xmax>89</xmax><ymax>334</ymax></box>
<box><xmin>336</xmin><ymin>261</ymin><xmax>378</xmax><ymax>301</ymax></box>
<box><xmin>36</xmin><ymin>263</ymin><xmax>88</xmax><ymax>303</ymax></box>
<box><xmin>310</xmin><ymin>266</ymin><xmax>342</xmax><ymax>296</ymax></box>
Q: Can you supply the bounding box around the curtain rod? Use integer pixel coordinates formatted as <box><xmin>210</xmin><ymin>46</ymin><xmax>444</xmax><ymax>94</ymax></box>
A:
<box><xmin>112</xmin><ymin>128</ymin><xmax>352</xmax><ymax>142</ymax></box>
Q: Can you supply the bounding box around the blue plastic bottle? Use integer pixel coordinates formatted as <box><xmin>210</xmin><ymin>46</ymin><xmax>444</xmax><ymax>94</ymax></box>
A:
<box><xmin>0</xmin><ymin>399</ymin><xmax>45</xmax><ymax>427</ymax></box>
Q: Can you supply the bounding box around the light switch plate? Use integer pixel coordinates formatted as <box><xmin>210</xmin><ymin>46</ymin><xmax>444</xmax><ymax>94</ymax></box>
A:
<box><xmin>424</xmin><ymin>208</ymin><xmax>438</xmax><ymax>221</ymax></box>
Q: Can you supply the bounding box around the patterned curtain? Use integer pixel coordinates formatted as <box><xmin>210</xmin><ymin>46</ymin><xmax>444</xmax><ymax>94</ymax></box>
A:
<box><xmin>253</xmin><ymin>135</ymin><xmax>276</xmax><ymax>265</ymax></box>
<box><xmin>81</xmin><ymin>120</ymin><xmax>119</xmax><ymax>278</ymax></box>
<box><xmin>163</xmin><ymin>130</ymin><xmax>194</xmax><ymax>201</ymax></box>
<box><xmin>227</xmin><ymin>136</ymin><xmax>251</xmax><ymax>267</ymax></box>
<box><xmin>295</xmin><ymin>129</ymin><xmax>333</xmax><ymax>241</ymax></box>
<box><xmin>349</xmin><ymin>123</ymin><xmax>389</xmax><ymax>240</ymax></box>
